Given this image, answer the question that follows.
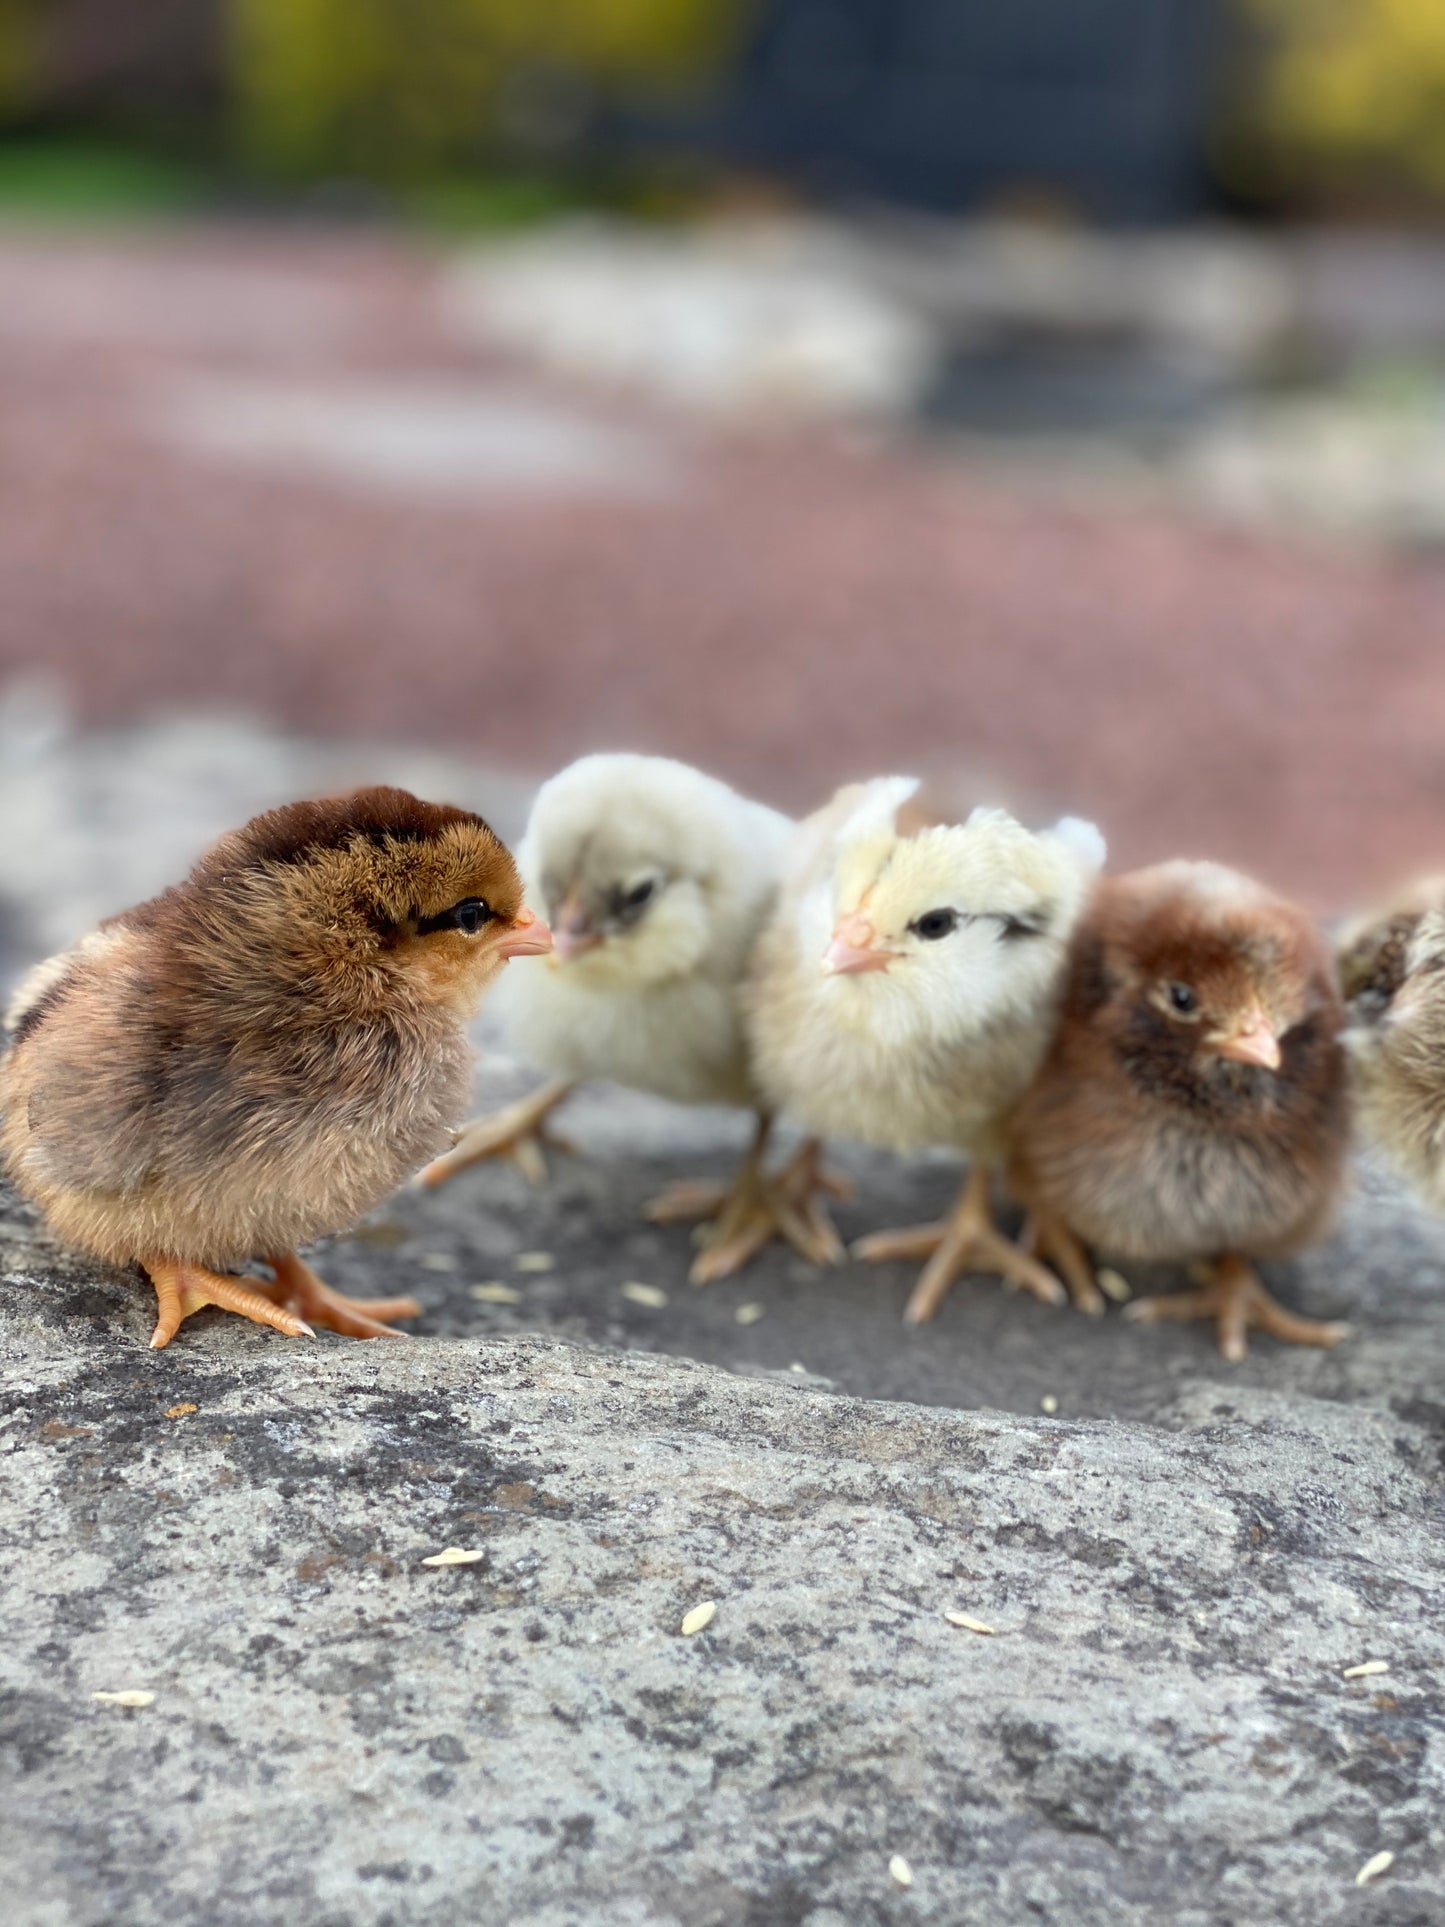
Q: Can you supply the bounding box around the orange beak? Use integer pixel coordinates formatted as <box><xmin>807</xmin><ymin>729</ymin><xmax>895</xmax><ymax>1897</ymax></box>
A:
<box><xmin>822</xmin><ymin>911</ymin><xmax>896</xmax><ymax>976</ymax></box>
<box><xmin>1215</xmin><ymin>1002</ymin><xmax>1281</xmax><ymax>1071</ymax></box>
<box><xmin>496</xmin><ymin>907</ymin><xmax>553</xmax><ymax>960</ymax></box>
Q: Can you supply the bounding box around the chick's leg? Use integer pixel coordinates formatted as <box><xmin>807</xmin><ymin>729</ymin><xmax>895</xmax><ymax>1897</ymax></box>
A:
<box><xmin>259</xmin><ymin>1252</ymin><xmax>421</xmax><ymax>1340</ymax></box>
<box><xmin>646</xmin><ymin>1117</ymin><xmax>849</xmax><ymax>1284</ymax></box>
<box><xmin>854</xmin><ymin>1165</ymin><xmax>1066</xmax><ymax>1324</ymax></box>
<box><xmin>1123</xmin><ymin>1253</ymin><xmax>1347</xmax><ymax>1362</ymax></box>
<box><xmin>416</xmin><ymin>1080</ymin><xmax>576</xmax><ymax>1190</ymax></box>
<box><xmin>146</xmin><ymin>1260</ymin><xmax>315</xmax><ymax>1351</ymax></box>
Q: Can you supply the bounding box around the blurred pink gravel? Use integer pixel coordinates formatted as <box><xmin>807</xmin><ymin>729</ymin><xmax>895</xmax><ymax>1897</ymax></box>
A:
<box><xmin>2</xmin><ymin>224</ymin><xmax>1442</xmax><ymax>911</ymax></box>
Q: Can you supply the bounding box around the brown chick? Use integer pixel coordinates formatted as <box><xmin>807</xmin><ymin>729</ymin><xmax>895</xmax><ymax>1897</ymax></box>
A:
<box><xmin>1336</xmin><ymin>877</ymin><xmax>1445</xmax><ymax>1213</ymax></box>
<box><xmin>1008</xmin><ymin>861</ymin><xmax>1351</xmax><ymax>1360</ymax></box>
<box><xmin>1</xmin><ymin>788</ymin><xmax>550</xmax><ymax>1348</ymax></box>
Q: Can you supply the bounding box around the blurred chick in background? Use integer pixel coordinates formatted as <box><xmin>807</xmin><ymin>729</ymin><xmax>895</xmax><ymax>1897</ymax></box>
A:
<box><xmin>2</xmin><ymin>789</ymin><xmax>550</xmax><ymax>1347</ymax></box>
<box><xmin>1009</xmin><ymin>862</ymin><xmax>1350</xmax><ymax>1360</ymax></box>
<box><xmin>746</xmin><ymin>778</ymin><xmax>1106</xmax><ymax>1323</ymax></box>
<box><xmin>1337</xmin><ymin>878</ymin><xmax>1445</xmax><ymax>1212</ymax></box>
<box><xmin>418</xmin><ymin>754</ymin><xmax>842</xmax><ymax>1282</ymax></box>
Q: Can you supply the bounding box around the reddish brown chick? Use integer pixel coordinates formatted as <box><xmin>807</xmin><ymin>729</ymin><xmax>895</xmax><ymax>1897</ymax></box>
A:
<box><xmin>1008</xmin><ymin>861</ymin><xmax>1351</xmax><ymax>1359</ymax></box>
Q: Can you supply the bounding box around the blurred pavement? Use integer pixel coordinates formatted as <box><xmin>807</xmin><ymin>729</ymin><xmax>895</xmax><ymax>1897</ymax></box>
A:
<box><xmin>6</xmin><ymin>223</ymin><xmax>1445</xmax><ymax>907</ymax></box>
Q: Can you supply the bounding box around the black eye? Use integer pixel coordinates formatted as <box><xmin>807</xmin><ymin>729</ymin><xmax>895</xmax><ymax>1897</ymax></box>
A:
<box><xmin>416</xmin><ymin>897</ymin><xmax>494</xmax><ymax>937</ymax></box>
<box><xmin>998</xmin><ymin>912</ymin><xmax>1045</xmax><ymax>942</ymax></box>
<box><xmin>623</xmin><ymin>879</ymin><xmax>655</xmax><ymax>909</ymax></box>
<box><xmin>912</xmin><ymin>909</ymin><xmax>958</xmax><ymax>942</ymax></box>
<box><xmin>1166</xmin><ymin>981</ymin><xmax>1197</xmax><ymax>1015</ymax></box>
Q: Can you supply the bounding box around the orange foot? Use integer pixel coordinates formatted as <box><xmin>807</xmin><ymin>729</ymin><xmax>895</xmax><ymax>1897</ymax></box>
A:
<box><xmin>259</xmin><ymin>1251</ymin><xmax>421</xmax><ymax>1340</ymax></box>
<box><xmin>146</xmin><ymin>1259</ymin><xmax>316</xmax><ymax>1351</ymax></box>
<box><xmin>1123</xmin><ymin>1252</ymin><xmax>1348</xmax><ymax>1362</ymax></box>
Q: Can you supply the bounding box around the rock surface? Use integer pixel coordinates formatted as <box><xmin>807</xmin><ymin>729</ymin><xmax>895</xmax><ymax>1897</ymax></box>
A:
<box><xmin>3</xmin><ymin>1122</ymin><xmax>1444</xmax><ymax>1927</ymax></box>
<box><xmin>1</xmin><ymin>721</ymin><xmax>1443</xmax><ymax>1923</ymax></box>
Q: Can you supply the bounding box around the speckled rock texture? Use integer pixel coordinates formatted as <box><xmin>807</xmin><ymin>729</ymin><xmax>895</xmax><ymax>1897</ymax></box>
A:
<box><xmin>1</xmin><ymin>717</ymin><xmax>1443</xmax><ymax>1923</ymax></box>
<box><xmin>2</xmin><ymin>1148</ymin><xmax>1442</xmax><ymax>1927</ymax></box>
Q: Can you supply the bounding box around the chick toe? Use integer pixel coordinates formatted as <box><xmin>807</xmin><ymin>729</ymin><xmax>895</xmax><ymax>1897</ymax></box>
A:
<box><xmin>856</xmin><ymin>1167</ymin><xmax>1067</xmax><ymax>1324</ymax></box>
<box><xmin>417</xmin><ymin>1080</ymin><xmax>575</xmax><ymax>1190</ymax></box>
<box><xmin>1023</xmin><ymin>1215</ymin><xmax>1108</xmax><ymax>1317</ymax></box>
<box><xmin>1123</xmin><ymin>1255</ymin><xmax>1347</xmax><ymax>1360</ymax></box>
<box><xmin>261</xmin><ymin>1253</ymin><xmax>421</xmax><ymax>1340</ymax></box>
<box><xmin>146</xmin><ymin>1261</ymin><xmax>316</xmax><ymax>1350</ymax></box>
<box><xmin>683</xmin><ymin>1137</ymin><xmax>846</xmax><ymax>1284</ymax></box>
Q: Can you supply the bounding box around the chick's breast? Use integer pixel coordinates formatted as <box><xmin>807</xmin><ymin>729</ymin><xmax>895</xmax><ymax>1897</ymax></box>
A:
<box><xmin>495</xmin><ymin>954</ymin><xmax>759</xmax><ymax>1109</ymax></box>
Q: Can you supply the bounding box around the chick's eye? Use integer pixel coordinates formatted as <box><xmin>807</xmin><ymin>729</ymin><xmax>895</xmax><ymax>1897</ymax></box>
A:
<box><xmin>417</xmin><ymin>897</ymin><xmax>494</xmax><ymax>936</ymax></box>
<box><xmin>623</xmin><ymin>879</ymin><xmax>656</xmax><ymax>909</ymax></box>
<box><xmin>912</xmin><ymin>909</ymin><xmax>958</xmax><ymax>942</ymax></box>
<box><xmin>1166</xmin><ymin>981</ymin><xmax>1197</xmax><ymax>1015</ymax></box>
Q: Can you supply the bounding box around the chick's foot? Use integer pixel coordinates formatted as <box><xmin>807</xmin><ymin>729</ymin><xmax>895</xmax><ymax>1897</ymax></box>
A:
<box><xmin>1022</xmin><ymin>1213</ymin><xmax>1107</xmax><ymax>1316</ymax></box>
<box><xmin>1123</xmin><ymin>1253</ymin><xmax>1347</xmax><ymax>1362</ymax></box>
<box><xmin>416</xmin><ymin>1080</ymin><xmax>575</xmax><ymax>1189</ymax></box>
<box><xmin>259</xmin><ymin>1252</ymin><xmax>421</xmax><ymax>1340</ymax></box>
<box><xmin>146</xmin><ymin>1260</ymin><xmax>316</xmax><ymax>1350</ymax></box>
<box><xmin>854</xmin><ymin>1166</ymin><xmax>1066</xmax><ymax>1324</ymax></box>
<box><xmin>647</xmin><ymin>1128</ymin><xmax>849</xmax><ymax>1284</ymax></box>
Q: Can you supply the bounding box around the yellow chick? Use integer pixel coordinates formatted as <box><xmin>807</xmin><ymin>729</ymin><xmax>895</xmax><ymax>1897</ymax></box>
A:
<box><xmin>418</xmin><ymin>754</ymin><xmax>842</xmax><ymax>1281</ymax></box>
<box><xmin>746</xmin><ymin>777</ymin><xmax>1106</xmax><ymax>1322</ymax></box>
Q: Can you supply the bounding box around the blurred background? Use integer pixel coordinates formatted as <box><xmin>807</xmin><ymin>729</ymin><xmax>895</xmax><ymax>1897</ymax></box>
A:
<box><xmin>6</xmin><ymin>0</ymin><xmax>1445</xmax><ymax>981</ymax></box>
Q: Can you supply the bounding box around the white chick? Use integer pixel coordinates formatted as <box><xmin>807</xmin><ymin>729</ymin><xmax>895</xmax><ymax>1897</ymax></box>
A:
<box><xmin>745</xmin><ymin>777</ymin><xmax>1106</xmax><ymax>1322</ymax></box>
<box><xmin>418</xmin><ymin>753</ymin><xmax>839</xmax><ymax>1280</ymax></box>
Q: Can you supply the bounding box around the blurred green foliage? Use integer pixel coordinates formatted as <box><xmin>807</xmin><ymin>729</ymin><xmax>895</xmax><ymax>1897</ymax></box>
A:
<box><xmin>0</xmin><ymin>140</ymin><xmax>202</xmax><ymax>217</ymax></box>
<box><xmin>1242</xmin><ymin>0</ymin><xmax>1445</xmax><ymax>197</ymax></box>
<box><xmin>230</xmin><ymin>0</ymin><xmax>741</xmax><ymax>181</ymax></box>
<box><xmin>5</xmin><ymin>0</ymin><xmax>1445</xmax><ymax>215</ymax></box>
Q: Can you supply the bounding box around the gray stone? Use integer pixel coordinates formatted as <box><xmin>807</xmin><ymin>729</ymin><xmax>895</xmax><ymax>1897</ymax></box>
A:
<box><xmin>2</xmin><ymin>716</ymin><xmax>1443</xmax><ymax>1923</ymax></box>
<box><xmin>3</xmin><ymin>1118</ymin><xmax>1443</xmax><ymax>1927</ymax></box>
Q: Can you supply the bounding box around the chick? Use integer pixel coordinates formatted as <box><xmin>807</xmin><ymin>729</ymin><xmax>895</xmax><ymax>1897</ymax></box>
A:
<box><xmin>1336</xmin><ymin>878</ymin><xmax>1445</xmax><ymax>1212</ymax></box>
<box><xmin>1</xmin><ymin>787</ymin><xmax>550</xmax><ymax>1347</ymax></box>
<box><xmin>746</xmin><ymin>777</ymin><xmax>1106</xmax><ymax>1323</ymax></box>
<box><xmin>1008</xmin><ymin>861</ymin><xmax>1350</xmax><ymax>1360</ymax></box>
<box><xmin>417</xmin><ymin>754</ymin><xmax>839</xmax><ymax>1281</ymax></box>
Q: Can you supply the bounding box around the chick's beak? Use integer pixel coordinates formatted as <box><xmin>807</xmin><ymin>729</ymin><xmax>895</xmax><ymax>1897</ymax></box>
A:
<box><xmin>496</xmin><ymin>907</ymin><xmax>553</xmax><ymax>961</ymax></box>
<box><xmin>822</xmin><ymin>912</ymin><xmax>896</xmax><ymax>976</ymax></box>
<box><xmin>551</xmin><ymin>884</ymin><xmax>601</xmax><ymax>964</ymax></box>
<box><xmin>1215</xmin><ymin>1002</ymin><xmax>1282</xmax><ymax>1070</ymax></box>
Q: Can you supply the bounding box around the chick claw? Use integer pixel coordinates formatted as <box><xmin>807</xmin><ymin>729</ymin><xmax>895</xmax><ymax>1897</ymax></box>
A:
<box><xmin>146</xmin><ymin>1260</ymin><xmax>316</xmax><ymax>1350</ymax></box>
<box><xmin>1123</xmin><ymin>1254</ymin><xmax>1348</xmax><ymax>1362</ymax></box>
<box><xmin>415</xmin><ymin>1080</ymin><xmax>576</xmax><ymax>1190</ymax></box>
<box><xmin>1021</xmin><ymin>1214</ymin><xmax>1107</xmax><ymax>1317</ymax></box>
<box><xmin>854</xmin><ymin>1166</ymin><xmax>1067</xmax><ymax>1324</ymax></box>
<box><xmin>258</xmin><ymin>1252</ymin><xmax>421</xmax><ymax>1340</ymax></box>
<box><xmin>648</xmin><ymin>1138</ymin><xmax>849</xmax><ymax>1285</ymax></box>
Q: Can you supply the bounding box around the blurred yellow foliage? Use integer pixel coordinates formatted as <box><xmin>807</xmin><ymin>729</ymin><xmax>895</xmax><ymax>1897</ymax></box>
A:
<box><xmin>1247</xmin><ymin>0</ymin><xmax>1445</xmax><ymax>190</ymax></box>
<box><xmin>0</xmin><ymin>2</ymin><xmax>38</xmax><ymax>112</ymax></box>
<box><xmin>231</xmin><ymin>0</ymin><xmax>740</xmax><ymax>178</ymax></box>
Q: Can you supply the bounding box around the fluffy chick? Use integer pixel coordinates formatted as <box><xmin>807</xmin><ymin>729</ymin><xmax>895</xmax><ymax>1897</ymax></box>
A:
<box><xmin>417</xmin><ymin>754</ymin><xmax>835</xmax><ymax>1281</ymax></box>
<box><xmin>746</xmin><ymin>777</ymin><xmax>1106</xmax><ymax>1322</ymax></box>
<box><xmin>1009</xmin><ymin>861</ymin><xmax>1350</xmax><ymax>1360</ymax></box>
<box><xmin>2</xmin><ymin>787</ymin><xmax>549</xmax><ymax>1347</ymax></box>
<box><xmin>1336</xmin><ymin>877</ymin><xmax>1445</xmax><ymax>1212</ymax></box>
